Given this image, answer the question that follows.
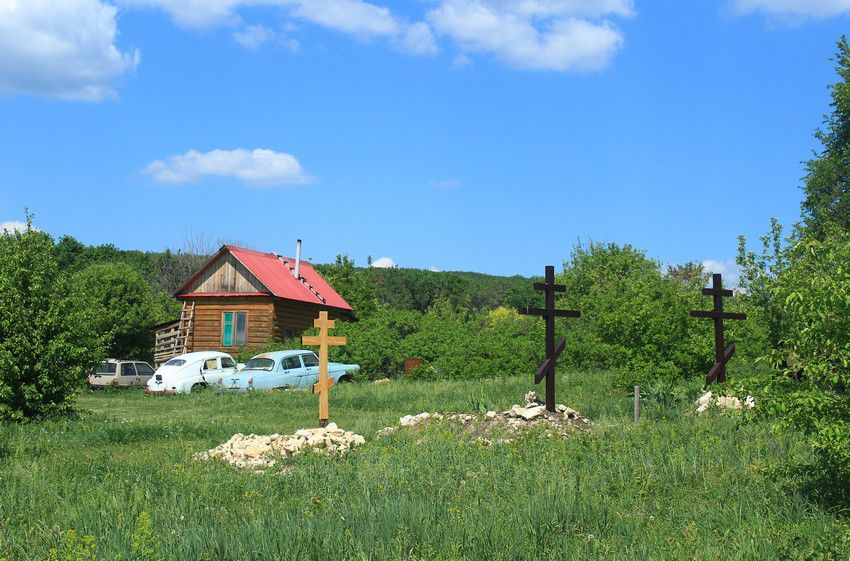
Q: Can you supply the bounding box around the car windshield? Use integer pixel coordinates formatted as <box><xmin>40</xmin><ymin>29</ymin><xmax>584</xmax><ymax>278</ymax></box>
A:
<box><xmin>94</xmin><ymin>362</ymin><xmax>116</xmax><ymax>374</ymax></box>
<box><xmin>244</xmin><ymin>358</ymin><xmax>275</xmax><ymax>371</ymax></box>
<box><xmin>164</xmin><ymin>359</ymin><xmax>186</xmax><ymax>367</ymax></box>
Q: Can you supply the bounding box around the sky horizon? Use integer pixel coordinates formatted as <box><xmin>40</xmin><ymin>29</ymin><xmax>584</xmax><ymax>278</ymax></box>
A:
<box><xmin>1</xmin><ymin>1</ymin><xmax>847</xmax><ymax>280</ymax></box>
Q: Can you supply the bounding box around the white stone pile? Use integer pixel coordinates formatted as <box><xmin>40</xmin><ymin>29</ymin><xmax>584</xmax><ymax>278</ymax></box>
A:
<box><xmin>696</xmin><ymin>391</ymin><xmax>755</xmax><ymax>414</ymax></box>
<box><xmin>376</xmin><ymin>392</ymin><xmax>590</xmax><ymax>441</ymax></box>
<box><xmin>196</xmin><ymin>422</ymin><xmax>365</xmax><ymax>471</ymax></box>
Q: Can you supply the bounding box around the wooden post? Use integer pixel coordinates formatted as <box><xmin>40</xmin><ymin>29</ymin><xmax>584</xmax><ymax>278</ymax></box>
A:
<box><xmin>634</xmin><ymin>386</ymin><xmax>640</xmax><ymax>426</ymax></box>
<box><xmin>302</xmin><ymin>311</ymin><xmax>346</xmax><ymax>428</ymax></box>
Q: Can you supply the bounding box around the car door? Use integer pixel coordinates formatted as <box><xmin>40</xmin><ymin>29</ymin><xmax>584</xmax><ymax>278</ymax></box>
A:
<box><xmin>220</xmin><ymin>356</ymin><xmax>238</xmax><ymax>377</ymax></box>
<box><xmin>279</xmin><ymin>355</ymin><xmax>304</xmax><ymax>388</ymax></box>
<box><xmin>200</xmin><ymin>358</ymin><xmax>222</xmax><ymax>387</ymax></box>
<box><xmin>118</xmin><ymin>362</ymin><xmax>137</xmax><ymax>387</ymax></box>
<box><xmin>300</xmin><ymin>352</ymin><xmax>320</xmax><ymax>388</ymax></box>
<box><xmin>133</xmin><ymin>362</ymin><xmax>155</xmax><ymax>386</ymax></box>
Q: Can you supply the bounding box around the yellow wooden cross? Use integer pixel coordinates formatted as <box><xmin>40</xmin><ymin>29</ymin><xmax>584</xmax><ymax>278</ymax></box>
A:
<box><xmin>301</xmin><ymin>311</ymin><xmax>346</xmax><ymax>427</ymax></box>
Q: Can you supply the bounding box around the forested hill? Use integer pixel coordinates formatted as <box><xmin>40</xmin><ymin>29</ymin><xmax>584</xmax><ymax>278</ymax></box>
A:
<box><xmin>52</xmin><ymin>235</ymin><xmax>539</xmax><ymax>314</ymax></box>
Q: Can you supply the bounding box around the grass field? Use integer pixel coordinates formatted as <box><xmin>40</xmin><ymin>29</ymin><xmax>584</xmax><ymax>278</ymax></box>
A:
<box><xmin>1</xmin><ymin>369</ymin><xmax>848</xmax><ymax>560</ymax></box>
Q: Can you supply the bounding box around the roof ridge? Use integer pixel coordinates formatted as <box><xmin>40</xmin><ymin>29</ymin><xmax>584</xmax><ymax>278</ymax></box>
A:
<box><xmin>274</xmin><ymin>254</ymin><xmax>327</xmax><ymax>304</ymax></box>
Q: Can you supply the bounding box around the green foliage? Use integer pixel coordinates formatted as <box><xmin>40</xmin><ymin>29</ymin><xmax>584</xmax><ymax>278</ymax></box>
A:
<box><xmin>0</xmin><ymin>218</ymin><xmax>103</xmax><ymax>420</ymax></box>
<box><xmin>801</xmin><ymin>36</ymin><xmax>850</xmax><ymax>238</ymax></box>
<box><xmin>737</xmin><ymin>218</ymin><xmax>790</xmax><ymax>350</ymax></box>
<box><xmin>131</xmin><ymin>511</ymin><xmax>163</xmax><ymax>561</ymax></box>
<box><xmin>314</xmin><ymin>255</ymin><xmax>379</xmax><ymax>317</ymax></box>
<box><xmin>68</xmin><ymin>262</ymin><xmax>176</xmax><ymax>361</ymax></box>
<box><xmin>757</xmin><ymin>230</ymin><xmax>850</xmax><ymax>482</ymax></box>
<box><xmin>47</xmin><ymin>530</ymin><xmax>101</xmax><ymax>561</ymax></box>
<box><xmin>367</xmin><ymin>267</ymin><xmax>472</xmax><ymax>312</ymax></box>
<box><xmin>558</xmin><ymin>243</ymin><xmax>711</xmax><ymax>386</ymax></box>
<box><xmin>325</xmin><ymin>305</ymin><xmax>542</xmax><ymax>381</ymax></box>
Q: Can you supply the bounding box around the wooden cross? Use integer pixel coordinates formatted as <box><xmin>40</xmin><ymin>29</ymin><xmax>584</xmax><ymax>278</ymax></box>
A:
<box><xmin>302</xmin><ymin>311</ymin><xmax>346</xmax><ymax>427</ymax></box>
<box><xmin>518</xmin><ymin>265</ymin><xmax>581</xmax><ymax>412</ymax></box>
<box><xmin>690</xmin><ymin>273</ymin><xmax>747</xmax><ymax>384</ymax></box>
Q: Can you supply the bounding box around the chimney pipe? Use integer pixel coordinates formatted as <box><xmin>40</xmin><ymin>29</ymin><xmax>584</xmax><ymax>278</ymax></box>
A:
<box><xmin>294</xmin><ymin>239</ymin><xmax>302</xmax><ymax>280</ymax></box>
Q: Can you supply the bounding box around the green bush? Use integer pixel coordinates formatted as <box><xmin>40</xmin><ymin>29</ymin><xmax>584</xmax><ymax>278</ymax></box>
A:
<box><xmin>68</xmin><ymin>262</ymin><xmax>175</xmax><ymax>361</ymax></box>
<box><xmin>757</xmin><ymin>230</ymin><xmax>850</xmax><ymax>483</ymax></box>
<box><xmin>0</xmin><ymin>220</ymin><xmax>104</xmax><ymax>420</ymax></box>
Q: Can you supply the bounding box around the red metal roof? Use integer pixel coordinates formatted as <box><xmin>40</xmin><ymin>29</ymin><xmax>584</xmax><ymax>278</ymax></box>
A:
<box><xmin>177</xmin><ymin>245</ymin><xmax>353</xmax><ymax>312</ymax></box>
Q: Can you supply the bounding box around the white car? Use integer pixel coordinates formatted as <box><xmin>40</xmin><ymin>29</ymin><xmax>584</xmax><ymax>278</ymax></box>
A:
<box><xmin>146</xmin><ymin>351</ymin><xmax>238</xmax><ymax>394</ymax></box>
<box><xmin>89</xmin><ymin>359</ymin><xmax>156</xmax><ymax>388</ymax></box>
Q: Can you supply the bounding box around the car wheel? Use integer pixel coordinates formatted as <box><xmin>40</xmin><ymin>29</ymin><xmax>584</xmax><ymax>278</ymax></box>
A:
<box><xmin>337</xmin><ymin>375</ymin><xmax>351</xmax><ymax>383</ymax></box>
<box><xmin>191</xmin><ymin>383</ymin><xmax>207</xmax><ymax>393</ymax></box>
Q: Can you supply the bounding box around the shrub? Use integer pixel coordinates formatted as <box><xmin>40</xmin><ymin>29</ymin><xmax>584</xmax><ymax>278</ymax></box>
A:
<box><xmin>68</xmin><ymin>262</ymin><xmax>175</xmax><ymax>361</ymax></box>
<box><xmin>0</xmin><ymin>220</ymin><xmax>103</xmax><ymax>420</ymax></box>
<box><xmin>759</xmin><ymin>230</ymin><xmax>850</xmax><ymax>482</ymax></box>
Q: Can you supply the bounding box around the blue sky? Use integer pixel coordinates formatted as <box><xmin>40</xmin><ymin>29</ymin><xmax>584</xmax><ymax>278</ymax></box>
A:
<box><xmin>0</xmin><ymin>1</ymin><xmax>847</xmax><ymax>278</ymax></box>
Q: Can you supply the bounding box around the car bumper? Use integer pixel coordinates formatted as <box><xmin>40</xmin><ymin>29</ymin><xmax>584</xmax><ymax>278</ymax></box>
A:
<box><xmin>144</xmin><ymin>388</ymin><xmax>176</xmax><ymax>395</ymax></box>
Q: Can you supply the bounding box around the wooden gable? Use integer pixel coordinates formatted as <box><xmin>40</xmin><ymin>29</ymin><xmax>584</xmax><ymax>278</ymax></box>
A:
<box><xmin>182</xmin><ymin>250</ymin><xmax>268</xmax><ymax>295</ymax></box>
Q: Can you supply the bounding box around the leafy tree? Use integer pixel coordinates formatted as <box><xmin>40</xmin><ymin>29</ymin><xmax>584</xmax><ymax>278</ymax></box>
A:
<box><xmin>736</xmin><ymin>217</ymin><xmax>789</xmax><ymax>350</ymax></box>
<box><xmin>68</xmin><ymin>262</ymin><xmax>174</xmax><ymax>361</ymax></box>
<box><xmin>801</xmin><ymin>36</ymin><xmax>850</xmax><ymax>238</ymax></box>
<box><xmin>0</xmin><ymin>219</ymin><xmax>103</xmax><ymax>420</ymax></box>
<box><xmin>666</xmin><ymin>261</ymin><xmax>709</xmax><ymax>286</ymax></box>
<box><xmin>314</xmin><ymin>255</ymin><xmax>379</xmax><ymax>317</ymax></box>
<box><xmin>556</xmin><ymin>242</ymin><xmax>765</xmax><ymax>386</ymax></box>
<box><xmin>746</xmin><ymin>229</ymin><xmax>850</xmax><ymax>484</ymax></box>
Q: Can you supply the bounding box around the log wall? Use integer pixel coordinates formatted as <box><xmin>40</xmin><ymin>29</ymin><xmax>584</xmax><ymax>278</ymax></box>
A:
<box><xmin>180</xmin><ymin>297</ymin><xmax>349</xmax><ymax>354</ymax></box>
<box><xmin>184</xmin><ymin>297</ymin><xmax>275</xmax><ymax>353</ymax></box>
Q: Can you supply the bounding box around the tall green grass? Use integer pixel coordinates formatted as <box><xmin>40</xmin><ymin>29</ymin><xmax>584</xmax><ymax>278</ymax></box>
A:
<box><xmin>1</xmin><ymin>370</ymin><xmax>847</xmax><ymax>560</ymax></box>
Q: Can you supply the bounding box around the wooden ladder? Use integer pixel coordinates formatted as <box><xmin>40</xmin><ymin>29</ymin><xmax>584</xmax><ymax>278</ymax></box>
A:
<box><xmin>176</xmin><ymin>300</ymin><xmax>195</xmax><ymax>355</ymax></box>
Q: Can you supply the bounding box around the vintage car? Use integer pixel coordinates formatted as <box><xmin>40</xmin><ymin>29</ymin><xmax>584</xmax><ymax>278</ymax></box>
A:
<box><xmin>89</xmin><ymin>359</ymin><xmax>156</xmax><ymax>388</ymax></box>
<box><xmin>146</xmin><ymin>351</ymin><xmax>238</xmax><ymax>394</ymax></box>
<box><xmin>214</xmin><ymin>350</ymin><xmax>359</xmax><ymax>393</ymax></box>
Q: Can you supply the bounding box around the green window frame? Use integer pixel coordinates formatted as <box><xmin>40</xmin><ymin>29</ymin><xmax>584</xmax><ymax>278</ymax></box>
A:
<box><xmin>222</xmin><ymin>312</ymin><xmax>234</xmax><ymax>347</ymax></box>
<box><xmin>221</xmin><ymin>311</ymin><xmax>248</xmax><ymax>347</ymax></box>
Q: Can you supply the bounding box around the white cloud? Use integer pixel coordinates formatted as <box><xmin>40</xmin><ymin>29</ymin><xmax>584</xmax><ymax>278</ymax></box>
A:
<box><xmin>701</xmin><ymin>259</ymin><xmax>742</xmax><ymax>288</ymax></box>
<box><xmin>234</xmin><ymin>24</ymin><xmax>274</xmax><ymax>50</ymax></box>
<box><xmin>427</xmin><ymin>0</ymin><xmax>632</xmax><ymax>71</ymax></box>
<box><xmin>143</xmin><ymin>148</ymin><xmax>313</xmax><ymax>186</ymax></box>
<box><xmin>430</xmin><ymin>178</ymin><xmax>462</xmax><ymax>189</ymax></box>
<box><xmin>0</xmin><ymin>221</ymin><xmax>38</xmax><ymax>235</ymax></box>
<box><xmin>370</xmin><ymin>256</ymin><xmax>396</xmax><ymax>268</ymax></box>
<box><xmin>731</xmin><ymin>0</ymin><xmax>850</xmax><ymax>18</ymax></box>
<box><xmin>0</xmin><ymin>0</ymin><xmax>140</xmax><ymax>101</ymax></box>
<box><xmin>123</xmin><ymin>0</ymin><xmax>437</xmax><ymax>55</ymax></box>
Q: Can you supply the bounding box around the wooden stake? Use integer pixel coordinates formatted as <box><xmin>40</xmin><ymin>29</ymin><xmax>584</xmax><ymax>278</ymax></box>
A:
<box><xmin>634</xmin><ymin>386</ymin><xmax>640</xmax><ymax>426</ymax></box>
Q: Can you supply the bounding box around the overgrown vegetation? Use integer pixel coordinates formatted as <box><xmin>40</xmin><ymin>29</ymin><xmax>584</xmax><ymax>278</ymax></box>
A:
<box><xmin>1</xmin><ymin>371</ymin><xmax>848</xmax><ymax>560</ymax></box>
<box><xmin>0</xmin><ymin>218</ymin><xmax>103</xmax><ymax>420</ymax></box>
<box><xmin>733</xmin><ymin>37</ymin><xmax>850</xmax><ymax>489</ymax></box>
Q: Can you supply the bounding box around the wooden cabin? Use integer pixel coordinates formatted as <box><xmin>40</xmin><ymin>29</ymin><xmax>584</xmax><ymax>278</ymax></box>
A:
<box><xmin>154</xmin><ymin>245</ymin><xmax>353</xmax><ymax>365</ymax></box>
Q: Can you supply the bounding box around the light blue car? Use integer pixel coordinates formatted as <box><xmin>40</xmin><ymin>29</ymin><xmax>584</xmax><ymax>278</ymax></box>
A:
<box><xmin>213</xmin><ymin>350</ymin><xmax>359</xmax><ymax>393</ymax></box>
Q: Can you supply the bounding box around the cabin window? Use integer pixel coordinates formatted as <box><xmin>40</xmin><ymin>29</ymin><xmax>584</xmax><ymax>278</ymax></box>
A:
<box><xmin>222</xmin><ymin>312</ymin><xmax>248</xmax><ymax>346</ymax></box>
<box><xmin>302</xmin><ymin>353</ymin><xmax>319</xmax><ymax>367</ymax></box>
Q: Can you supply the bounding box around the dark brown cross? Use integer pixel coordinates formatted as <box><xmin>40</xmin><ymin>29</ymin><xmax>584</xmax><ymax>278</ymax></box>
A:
<box><xmin>690</xmin><ymin>273</ymin><xmax>747</xmax><ymax>384</ymax></box>
<box><xmin>518</xmin><ymin>265</ymin><xmax>581</xmax><ymax>412</ymax></box>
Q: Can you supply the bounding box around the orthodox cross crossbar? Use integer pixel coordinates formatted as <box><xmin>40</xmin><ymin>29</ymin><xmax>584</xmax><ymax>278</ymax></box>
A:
<box><xmin>302</xmin><ymin>311</ymin><xmax>347</xmax><ymax>427</ymax></box>
<box><xmin>690</xmin><ymin>273</ymin><xmax>746</xmax><ymax>384</ymax></box>
<box><xmin>518</xmin><ymin>265</ymin><xmax>581</xmax><ymax>412</ymax></box>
